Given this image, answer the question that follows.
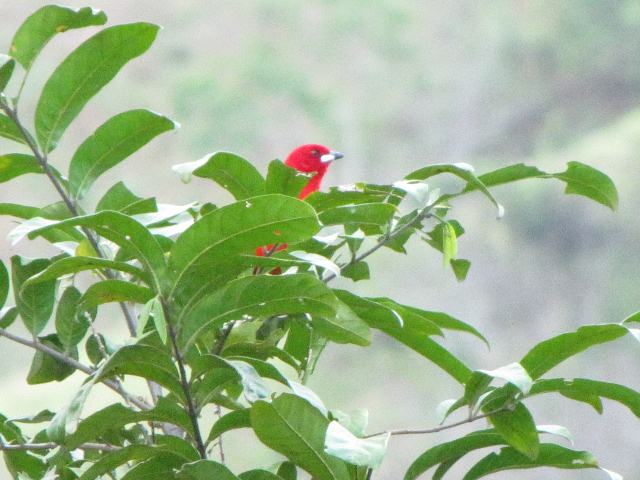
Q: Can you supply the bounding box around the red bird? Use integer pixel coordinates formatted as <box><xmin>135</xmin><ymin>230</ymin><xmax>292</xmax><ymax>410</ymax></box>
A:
<box><xmin>256</xmin><ymin>144</ymin><xmax>343</xmax><ymax>270</ymax></box>
<box><xmin>285</xmin><ymin>144</ymin><xmax>344</xmax><ymax>199</ymax></box>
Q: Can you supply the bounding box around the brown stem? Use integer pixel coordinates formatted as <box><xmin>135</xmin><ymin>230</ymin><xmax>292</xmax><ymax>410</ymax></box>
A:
<box><xmin>0</xmin><ymin>327</ymin><xmax>150</xmax><ymax>411</ymax></box>
<box><xmin>363</xmin><ymin>405</ymin><xmax>510</xmax><ymax>438</ymax></box>
<box><xmin>211</xmin><ymin>320</ymin><xmax>236</xmax><ymax>356</ymax></box>
<box><xmin>0</xmin><ymin>441</ymin><xmax>117</xmax><ymax>451</ymax></box>
<box><xmin>161</xmin><ymin>300</ymin><xmax>207</xmax><ymax>458</ymax></box>
<box><xmin>0</xmin><ymin>98</ymin><xmax>139</xmax><ymax>336</ymax></box>
<box><xmin>323</xmin><ymin>209</ymin><xmax>431</xmax><ymax>283</ymax></box>
<box><xmin>214</xmin><ymin>405</ymin><xmax>226</xmax><ymax>464</ymax></box>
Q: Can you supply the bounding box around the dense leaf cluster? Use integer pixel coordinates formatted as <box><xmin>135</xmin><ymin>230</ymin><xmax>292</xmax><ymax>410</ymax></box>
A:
<box><xmin>0</xmin><ymin>5</ymin><xmax>637</xmax><ymax>480</ymax></box>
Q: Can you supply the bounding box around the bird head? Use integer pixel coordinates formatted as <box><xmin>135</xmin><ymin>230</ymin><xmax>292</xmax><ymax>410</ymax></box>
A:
<box><xmin>285</xmin><ymin>144</ymin><xmax>344</xmax><ymax>173</ymax></box>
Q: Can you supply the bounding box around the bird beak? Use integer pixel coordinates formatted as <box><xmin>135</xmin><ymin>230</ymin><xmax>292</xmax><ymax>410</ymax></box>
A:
<box><xmin>320</xmin><ymin>150</ymin><xmax>344</xmax><ymax>163</ymax></box>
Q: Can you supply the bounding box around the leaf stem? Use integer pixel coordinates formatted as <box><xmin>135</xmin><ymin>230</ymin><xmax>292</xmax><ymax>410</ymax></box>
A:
<box><xmin>323</xmin><ymin>209</ymin><xmax>431</xmax><ymax>283</ymax></box>
<box><xmin>0</xmin><ymin>326</ymin><xmax>150</xmax><ymax>410</ymax></box>
<box><xmin>0</xmin><ymin>441</ymin><xmax>117</xmax><ymax>451</ymax></box>
<box><xmin>214</xmin><ymin>405</ymin><xmax>226</xmax><ymax>464</ymax></box>
<box><xmin>363</xmin><ymin>404</ymin><xmax>509</xmax><ymax>438</ymax></box>
<box><xmin>161</xmin><ymin>300</ymin><xmax>207</xmax><ymax>459</ymax></box>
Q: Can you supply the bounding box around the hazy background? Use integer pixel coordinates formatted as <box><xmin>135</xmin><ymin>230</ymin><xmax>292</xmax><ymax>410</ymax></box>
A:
<box><xmin>1</xmin><ymin>1</ymin><xmax>639</xmax><ymax>479</ymax></box>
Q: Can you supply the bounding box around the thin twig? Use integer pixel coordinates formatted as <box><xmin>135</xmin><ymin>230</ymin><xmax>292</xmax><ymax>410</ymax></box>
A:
<box><xmin>253</xmin><ymin>242</ymin><xmax>281</xmax><ymax>275</ymax></box>
<box><xmin>0</xmin><ymin>327</ymin><xmax>150</xmax><ymax>411</ymax></box>
<box><xmin>0</xmin><ymin>442</ymin><xmax>117</xmax><ymax>452</ymax></box>
<box><xmin>161</xmin><ymin>300</ymin><xmax>207</xmax><ymax>459</ymax></box>
<box><xmin>323</xmin><ymin>209</ymin><xmax>431</xmax><ymax>283</ymax></box>
<box><xmin>214</xmin><ymin>405</ymin><xmax>226</xmax><ymax>464</ymax></box>
<box><xmin>211</xmin><ymin>321</ymin><xmax>236</xmax><ymax>356</ymax></box>
<box><xmin>363</xmin><ymin>404</ymin><xmax>510</xmax><ymax>438</ymax></box>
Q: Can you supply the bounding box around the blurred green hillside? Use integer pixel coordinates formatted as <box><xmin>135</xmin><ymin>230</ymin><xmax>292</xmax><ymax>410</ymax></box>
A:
<box><xmin>1</xmin><ymin>1</ymin><xmax>639</xmax><ymax>478</ymax></box>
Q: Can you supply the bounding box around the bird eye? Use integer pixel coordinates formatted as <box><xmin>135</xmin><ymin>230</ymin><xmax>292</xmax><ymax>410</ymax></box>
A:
<box><xmin>311</xmin><ymin>149</ymin><xmax>319</xmax><ymax>156</ymax></box>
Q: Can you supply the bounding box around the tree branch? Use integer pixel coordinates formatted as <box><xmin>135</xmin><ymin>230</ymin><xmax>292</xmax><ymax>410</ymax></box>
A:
<box><xmin>0</xmin><ymin>327</ymin><xmax>150</xmax><ymax>411</ymax></box>
<box><xmin>161</xmin><ymin>300</ymin><xmax>207</xmax><ymax>459</ymax></box>
<box><xmin>323</xmin><ymin>209</ymin><xmax>431</xmax><ymax>283</ymax></box>
<box><xmin>363</xmin><ymin>404</ymin><xmax>511</xmax><ymax>438</ymax></box>
<box><xmin>0</xmin><ymin>442</ymin><xmax>117</xmax><ymax>452</ymax></box>
<box><xmin>0</xmin><ymin>97</ymin><xmax>138</xmax><ymax>336</ymax></box>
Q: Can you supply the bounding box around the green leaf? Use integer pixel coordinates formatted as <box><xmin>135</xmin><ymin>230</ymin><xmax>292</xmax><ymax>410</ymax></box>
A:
<box><xmin>79</xmin><ymin>279</ymin><xmax>154</xmax><ymax>311</ymax></box>
<box><xmin>170</xmin><ymin>194</ymin><xmax>320</xmax><ymax>301</ymax></box>
<box><xmin>314</xmin><ymin>300</ymin><xmax>371</xmax><ymax>346</ymax></box>
<box><xmin>406</xmin><ymin>163</ymin><xmax>503</xmax><ymax>217</ymax></box>
<box><xmin>120</xmin><ymin>453</ymin><xmax>186</xmax><ymax>480</ymax></box>
<box><xmin>0</xmin><ymin>114</ymin><xmax>25</xmax><ymax>144</ymax></box>
<box><xmin>66</xmin><ymin>397</ymin><xmax>193</xmax><ymax>449</ymax></box>
<box><xmin>226</xmin><ymin>360</ymin><xmax>273</xmax><ymax>402</ymax></box>
<box><xmin>0</xmin><ymin>307</ymin><xmax>18</xmax><ymax>328</ymax></box>
<box><xmin>442</xmin><ymin>222</ymin><xmax>457</xmax><ymax>266</ymax></box>
<box><xmin>69</xmin><ymin>109</ymin><xmax>176</xmax><ymax>199</ymax></box>
<box><xmin>520</xmin><ymin>324</ymin><xmax>628</xmax><ymax>379</ymax></box>
<box><xmin>530</xmin><ymin>378</ymin><xmax>640</xmax><ymax>418</ymax></box>
<box><xmin>48</xmin><ymin>376</ymin><xmax>97</xmax><ymax>442</ymax></box>
<box><xmin>27</xmin><ymin>334</ymin><xmax>77</xmax><ymax>384</ymax></box>
<box><xmin>450</xmin><ymin>258</ymin><xmax>471</xmax><ymax>281</ymax></box>
<box><xmin>374</xmin><ymin>300</ymin><xmax>452</xmax><ymax>335</ymax></box>
<box><xmin>179</xmin><ymin>274</ymin><xmax>343</xmax><ymax>349</ymax></box>
<box><xmin>319</xmin><ymin>203</ymin><xmax>396</xmax><ymax>227</ymax></box>
<box><xmin>475</xmin><ymin>163</ymin><xmax>546</xmax><ymax>188</ymax></box>
<box><xmin>0</xmin><ymin>202</ymin><xmax>39</xmax><ymax>219</ymax></box>
<box><xmin>0</xmin><ymin>153</ymin><xmax>42</xmax><ymax>183</ymax></box>
<box><xmin>97</xmin><ymin>343</ymin><xmax>184</xmax><ymax>401</ymax></box>
<box><xmin>207</xmin><ymin>409</ymin><xmax>251</xmax><ymax>444</ymax></box>
<box><xmin>335</xmin><ymin>290</ymin><xmax>471</xmax><ymax>383</ymax></box>
<box><xmin>0</xmin><ymin>415</ymin><xmax>47</xmax><ymax>479</ymax></box>
<box><xmin>0</xmin><ymin>260</ymin><xmax>8</xmax><ymax>309</ymax></box>
<box><xmin>192</xmin><ymin>367</ymin><xmax>239</xmax><ymax>408</ymax></box>
<box><xmin>478</xmin><ymin>363</ymin><xmax>533</xmax><ymax>396</ymax></box>
<box><xmin>173</xmin><ymin>151</ymin><xmax>266</xmax><ymax>200</ymax></box>
<box><xmin>277</xmin><ymin>462</ymin><xmax>297</xmax><ymax>480</ymax></box>
<box><xmin>404</xmin><ymin>431</ymin><xmax>505</xmax><ymax>480</ymax></box>
<box><xmin>463</xmin><ymin>444</ymin><xmax>599</xmax><ymax>479</ymax></box>
<box><xmin>251</xmin><ymin>394</ymin><xmax>350</xmax><ymax>480</ymax></box>
<box><xmin>151</xmin><ymin>297</ymin><xmax>168</xmax><ymax>343</ymax></box>
<box><xmin>55</xmin><ymin>286</ymin><xmax>89</xmax><ymax>349</ymax></box>
<box><xmin>266</xmin><ymin>160</ymin><xmax>312</xmax><ymax>198</ymax></box>
<box><xmin>27</xmin><ymin>211</ymin><xmax>168</xmax><ymax>292</ymax></box>
<box><xmin>389</xmin><ymin>329</ymin><xmax>471</xmax><ymax>383</ymax></box>
<box><xmin>306</xmin><ymin>189</ymin><xmax>389</xmax><ymax>214</ymax></box>
<box><xmin>324</xmin><ymin>421</ymin><xmax>389</xmax><ymax>468</ymax></box>
<box><xmin>553</xmin><ymin>161</ymin><xmax>618</xmax><ymax>210</ymax></box>
<box><xmin>79</xmin><ymin>445</ymin><xmax>183</xmax><ymax>480</ymax></box>
<box><xmin>96</xmin><ymin>181</ymin><xmax>157</xmax><ymax>214</ymax></box>
<box><xmin>0</xmin><ymin>56</ymin><xmax>16</xmax><ymax>92</ymax></box>
<box><xmin>12</xmin><ymin>256</ymin><xmax>56</xmax><ymax>335</ymax></box>
<box><xmin>136</xmin><ymin>297</ymin><xmax>154</xmax><ymax>337</ymax></box>
<box><xmin>488</xmin><ymin>402</ymin><xmax>539</xmax><ymax>459</ymax></box>
<box><xmin>35</xmin><ymin>22</ymin><xmax>159</xmax><ymax>152</ymax></box>
<box><xmin>229</xmin><ymin>356</ymin><xmax>290</xmax><ymax>385</ymax></box>
<box><xmin>24</xmin><ymin>255</ymin><xmax>150</xmax><ymax>287</ymax></box>
<box><xmin>176</xmin><ymin>460</ymin><xmax>240</xmax><ymax>480</ymax></box>
<box><xmin>9</xmin><ymin>409</ymin><xmax>55</xmax><ymax>424</ymax></box>
<box><xmin>10</xmin><ymin>5</ymin><xmax>106</xmax><ymax>70</ymax></box>
<box><xmin>341</xmin><ymin>261</ymin><xmax>370</xmax><ymax>282</ymax></box>
<box><xmin>424</xmin><ymin>220</ymin><xmax>465</xmax><ymax>254</ymax></box>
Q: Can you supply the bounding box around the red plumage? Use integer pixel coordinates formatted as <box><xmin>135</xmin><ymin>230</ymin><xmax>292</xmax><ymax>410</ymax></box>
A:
<box><xmin>255</xmin><ymin>144</ymin><xmax>343</xmax><ymax>272</ymax></box>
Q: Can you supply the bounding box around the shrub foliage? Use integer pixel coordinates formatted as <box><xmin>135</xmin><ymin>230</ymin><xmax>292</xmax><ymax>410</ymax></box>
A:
<box><xmin>0</xmin><ymin>5</ymin><xmax>636</xmax><ymax>480</ymax></box>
